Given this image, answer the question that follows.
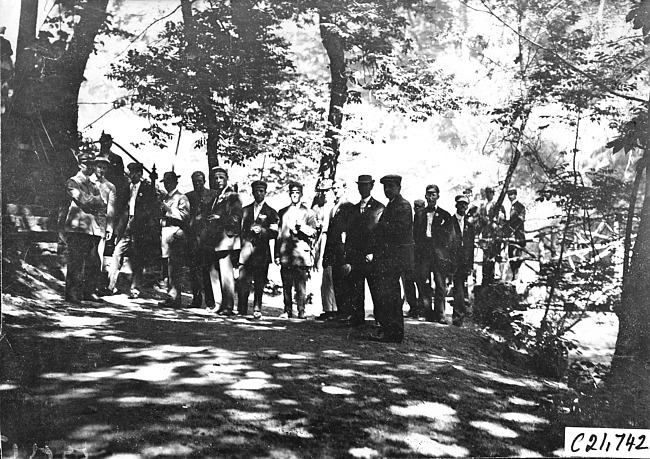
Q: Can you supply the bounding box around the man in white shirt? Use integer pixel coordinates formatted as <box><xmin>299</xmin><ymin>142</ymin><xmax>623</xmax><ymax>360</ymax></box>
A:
<box><xmin>92</xmin><ymin>154</ymin><xmax>116</xmax><ymax>295</ymax></box>
<box><xmin>448</xmin><ymin>195</ymin><xmax>476</xmax><ymax>327</ymax></box>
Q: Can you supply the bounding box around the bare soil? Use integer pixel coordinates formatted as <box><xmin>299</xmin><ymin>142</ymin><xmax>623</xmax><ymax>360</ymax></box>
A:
<box><xmin>1</xmin><ymin>263</ymin><xmax>577</xmax><ymax>458</ymax></box>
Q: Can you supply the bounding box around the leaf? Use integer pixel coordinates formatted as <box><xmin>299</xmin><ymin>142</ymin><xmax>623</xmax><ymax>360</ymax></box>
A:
<box><xmin>626</xmin><ymin>0</ymin><xmax>650</xmax><ymax>39</ymax></box>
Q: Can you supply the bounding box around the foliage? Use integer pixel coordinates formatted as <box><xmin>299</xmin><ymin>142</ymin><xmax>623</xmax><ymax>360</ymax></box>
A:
<box><xmin>109</xmin><ymin>0</ymin><xmax>322</xmax><ymax>165</ymax></box>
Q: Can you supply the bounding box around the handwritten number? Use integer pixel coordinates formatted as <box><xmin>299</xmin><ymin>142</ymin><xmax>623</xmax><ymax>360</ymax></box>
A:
<box><xmin>636</xmin><ymin>435</ymin><xmax>649</xmax><ymax>450</ymax></box>
<box><xmin>586</xmin><ymin>434</ymin><xmax>598</xmax><ymax>452</ymax></box>
<box><xmin>616</xmin><ymin>433</ymin><xmax>626</xmax><ymax>450</ymax></box>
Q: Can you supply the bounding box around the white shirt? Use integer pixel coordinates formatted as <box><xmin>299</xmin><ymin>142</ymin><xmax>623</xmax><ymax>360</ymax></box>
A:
<box><xmin>129</xmin><ymin>180</ymin><xmax>141</xmax><ymax>216</ymax></box>
<box><xmin>254</xmin><ymin>200</ymin><xmax>265</xmax><ymax>220</ymax></box>
<box><xmin>425</xmin><ymin>206</ymin><xmax>437</xmax><ymax>238</ymax></box>
<box><xmin>359</xmin><ymin>196</ymin><xmax>371</xmax><ymax>213</ymax></box>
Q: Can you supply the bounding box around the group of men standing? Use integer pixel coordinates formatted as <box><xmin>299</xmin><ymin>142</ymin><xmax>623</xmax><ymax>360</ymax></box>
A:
<box><xmin>63</xmin><ymin>150</ymin><xmax>526</xmax><ymax>345</ymax></box>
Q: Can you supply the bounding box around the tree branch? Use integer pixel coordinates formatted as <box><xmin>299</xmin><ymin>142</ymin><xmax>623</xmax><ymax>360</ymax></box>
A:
<box><xmin>463</xmin><ymin>0</ymin><xmax>647</xmax><ymax>105</ymax></box>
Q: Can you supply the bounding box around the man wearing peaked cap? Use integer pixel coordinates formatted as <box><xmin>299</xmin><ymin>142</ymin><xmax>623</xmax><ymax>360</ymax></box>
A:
<box><xmin>447</xmin><ymin>193</ymin><xmax>476</xmax><ymax>327</ymax></box>
<box><xmin>158</xmin><ymin>170</ymin><xmax>190</xmax><ymax>308</ymax></box>
<box><xmin>366</xmin><ymin>173</ymin><xmax>413</xmax><ymax>342</ymax></box>
<box><xmin>109</xmin><ymin>158</ymin><xmax>160</xmax><ymax>299</ymax></box>
<box><xmin>342</xmin><ymin>174</ymin><xmax>385</xmax><ymax>326</ymax></box>
<box><xmin>63</xmin><ymin>151</ymin><xmax>105</xmax><ymax>303</ymax></box>
<box><xmin>186</xmin><ymin>171</ymin><xmax>219</xmax><ymax>308</ymax></box>
<box><xmin>506</xmin><ymin>188</ymin><xmax>526</xmax><ymax>281</ymax></box>
<box><xmin>203</xmin><ymin>166</ymin><xmax>242</xmax><ymax>316</ymax></box>
<box><xmin>237</xmin><ymin>179</ymin><xmax>279</xmax><ymax>319</ymax></box>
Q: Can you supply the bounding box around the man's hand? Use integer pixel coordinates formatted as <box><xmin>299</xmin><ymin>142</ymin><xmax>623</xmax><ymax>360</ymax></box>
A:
<box><xmin>365</xmin><ymin>254</ymin><xmax>374</xmax><ymax>263</ymax></box>
<box><xmin>251</xmin><ymin>224</ymin><xmax>262</xmax><ymax>234</ymax></box>
<box><xmin>274</xmin><ymin>257</ymin><xmax>280</xmax><ymax>266</ymax></box>
<box><xmin>105</xmin><ymin>231</ymin><xmax>112</xmax><ymax>241</ymax></box>
<box><xmin>342</xmin><ymin>264</ymin><xmax>352</xmax><ymax>275</ymax></box>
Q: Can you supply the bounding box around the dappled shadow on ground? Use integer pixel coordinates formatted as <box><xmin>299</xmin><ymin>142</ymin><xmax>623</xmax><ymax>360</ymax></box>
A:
<box><xmin>1</xmin><ymin>295</ymin><xmax>571</xmax><ymax>458</ymax></box>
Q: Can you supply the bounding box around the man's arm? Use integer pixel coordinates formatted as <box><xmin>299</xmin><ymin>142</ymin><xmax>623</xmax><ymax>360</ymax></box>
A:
<box><xmin>66</xmin><ymin>178</ymin><xmax>104</xmax><ymax>212</ymax></box>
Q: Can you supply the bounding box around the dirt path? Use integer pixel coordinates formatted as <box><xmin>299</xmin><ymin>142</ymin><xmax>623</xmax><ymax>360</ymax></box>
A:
<box><xmin>1</xmin><ymin>291</ymin><xmax>574</xmax><ymax>458</ymax></box>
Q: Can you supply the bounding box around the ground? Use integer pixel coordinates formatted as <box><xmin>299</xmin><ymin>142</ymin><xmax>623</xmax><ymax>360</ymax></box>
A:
<box><xmin>0</xmin><ymin>262</ymin><xmax>614</xmax><ymax>458</ymax></box>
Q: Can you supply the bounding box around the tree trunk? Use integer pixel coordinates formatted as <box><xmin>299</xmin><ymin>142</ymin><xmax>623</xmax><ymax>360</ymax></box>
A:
<box><xmin>608</xmin><ymin>153</ymin><xmax>650</xmax><ymax>427</ymax></box>
<box><xmin>14</xmin><ymin>0</ymin><xmax>38</xmax><ymax>79</ymax></box>
<box><xmin>3</xmin><ymin>0</ymin><xmax>110</xmax><ymax>213</ymax></box>
<box><xmin>180</xmin><ymin>0</ymin><xmax>221</xmax><ymax>188</ymax></box>
<box><xmin>318</xmin><ymin>12</ymin><xmax>347</xmax><ymax>181</ymax></box>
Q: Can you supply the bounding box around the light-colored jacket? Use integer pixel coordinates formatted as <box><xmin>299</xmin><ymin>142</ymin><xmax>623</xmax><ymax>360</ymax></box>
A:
<box><xmin>93</xmin><ymin>175</ymin><xmax>116</xmax><ymax>237</ymax></box>
<box><xmin>161</xmin><ymin>189</ymin><xmax>190</xmax><ymax>224</ymax></box>
<box><xmin>64</xmin><ymin>171</ymin><xmax>104</xmax><ymax>236</ymax></box>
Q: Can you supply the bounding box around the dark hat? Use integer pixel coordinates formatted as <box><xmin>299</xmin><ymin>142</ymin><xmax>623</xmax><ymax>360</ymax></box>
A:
<box><xmin>507</xmin><ymin>188</ymin><xmax>518</xmax><ymax>195</ymax></box>
<box><xmin>211</xmin><ymin>166</ymin><xmax>228</xmax><ymax>176</ymax></box>
<box><xmin>316</xmin><ymin>178</ymin><xmax>334</xmax><ymax>191</ymax></box>
<box><xmin>94</xmin><ymin>154</ymin><xmax>110</xmax><ymax>165</ymax></box>
<box><xmin>191</xmin><ymin>171</ymin><xmax>206</xmax><ymax>179</ymax></box>
<box><xmin>414</xmin><ymin>199</ymin><xmax>426</xmax><ymax>208</ymax></box>
<box><xmin>161</xmin><ymin>171</ymin><xmax>180</xmax><ymax>182</ymax></box>
<box><xmin>425</xmin><ymin>184</ymin><xmax>439</xmax><ymax>193</ymax></box>
<box><xmin>356</xmin><ymin>174</ymin><xmax>375</xmax><ymax>184</ymax></box>
<box><xmin>380</xmin><ymin>174</ymin><xmax>402</xmax><ymax>186</ymax></box>
<box><xmin>251</xmin><ymin>180</ymin><xmax>267</xmax><ymax>191</ymax></box>
<box><xmin>288</xmin><ymin>181</ymin><xmax>303</xmax><ymax>192</ymax></box>
<box><xmin>127</xmin><ymin>162</ymin><xmax>144</xmax><ymax>173</ymax></box>
<box><xmin>77</xmin><ymin>152</ymin><xmax>95</xmax><ymax>164</ymax></box>
<box><xmin>485</xmin><ymin>186</ymin><xmax>494</xmax><ymax>193</ymax></box>
<box><xmin>455</xmin><ymin>194</ymin><xmax>470</xmax><ymax>205</ymax></box>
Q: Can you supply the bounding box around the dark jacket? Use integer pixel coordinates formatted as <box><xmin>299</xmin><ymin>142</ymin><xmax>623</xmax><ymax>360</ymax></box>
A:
<box><xmin>372</xmin><ymin>194</ymin><xmax>414</xmax><ymax>274</ymax></box>
<box><xmin>201</xmin><ymin>185</ymin><xmax>243</xmax><ymax>251</ymax></box>
<box><xmin>239</xmin><ymin>201</ymin><xmax>279</xmax><ymax>266</ymax></box>
<box><xmin>413</xmin><ymin>205</ymin><xmax>453</xmax><ymax>271</ymax></box>
<box><xmin>506</xmin><ymin>200</ymin><xmax>526</xmax><ymax>242</ymax></box>
<box><xmin>447</xmin><ymin>214</ymin><xmax>476</xmax><ymax>277</ymax></box>
<box><xmin>186</xmin><ymin>187</ymin><xmax>219</xmax><ymax>243</ymax></box>
<box><xmin>344</xmin><ymin>197</ymin><xmax>385</xmax><ymax>266</ymax></box>
<box><xmin>322</xmin><ymin>199</ymin><xmax>356</xmax><ymax>267</ymax></box>
<box><xmin>116</xmin><ymin>180</ymin><xmax>159</xmax><ymax>241</ymax></box>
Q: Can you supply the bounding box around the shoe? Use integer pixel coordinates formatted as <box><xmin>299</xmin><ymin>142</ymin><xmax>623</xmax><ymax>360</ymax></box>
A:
<box><xmin>84</xmin><ymin>294</ymin><xmax>104</xmax><ymax>303</ymax></box>
<box><xmin>128</xmin><ymin>289</ymin><xmax>140</xmax><ymax>299</ymax></box>
<box><xmin>366</xmin><ymin>331</ymin><xmax>402</xmax><ymax>343</ymax></box>
<box><xmin>238</xmin><ymin>309</ymin><xmax>249</xmax><ymax>316</ymax></box>
<box><xmin>155</xmin><ymin>279</ymin><xmax>168</xmax><ymax>292</ymax></box>
<box><xmin>347</xmin><ymin>318</ymin><xmax>365</xmax><ymax>327</ymax></box>
<box><xmin>95</xmin><ymin>287</ymin><xmax>113</xmax><ymax>297</ymax></box>
<box><xmin>431</xmin><ymin>317</ymin><xmax>448</xmax><ymax>325</ymax></box>
<box><xmin>452</xmin><ymin>319</ymin><xmax>464</xmax><ymax>327</ymax></box>
<box><xmin>65</xmin><ymin>295</ymin><xmax>82</xmax><ymax>304</ymax></box>
<box><xmin>190</xmin><ymin>294</ymin><xmax>203</xmax><ymax>308</ymax></box>
<box><xmin>325</xmin><ymin>313</ymin><xmax>340</xmax><ymax>322</ymax></box>
<box><xmin>159</xmin><ymin>298</ymin><xmax>181</xmax><ymax>308</ymax></box>
<box><xmin>279</xmin><ymin>312</ymin><xmax>292</xmax><ymax>319</ymax></box>
<box><xmin>297</xmin><ymin>311</ymin><xmax>306</xmax><ymax>319</ymax></box>
<box><xmin>404</xmin><ymin>310</ymin><xmax>420</xmax><ymax>318</ymax></box>
<box><xmin>338</xmin><ymin>314</ymin><xmax>353</xmax><ymax>322</ymax></box>
<box><xmin>216</xmin><ymin>309</ymin><xmax>234</xmax><ymax>316</ymax></box>
<box><xmin>252</xmin><ymin>311</ymin><xmax>262</xmax><ymax>320</ymax></box>
<box><xmin>315</xmin><ymin>312</ymin><xmax>333</xmax><ymax>321</ymax></box>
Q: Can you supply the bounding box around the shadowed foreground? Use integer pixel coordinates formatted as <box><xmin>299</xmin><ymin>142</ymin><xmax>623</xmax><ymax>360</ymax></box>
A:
<box><xmin>1</xmin><ymin>293</ymin><xmax>572</xmax><ymax>458</ymax></box>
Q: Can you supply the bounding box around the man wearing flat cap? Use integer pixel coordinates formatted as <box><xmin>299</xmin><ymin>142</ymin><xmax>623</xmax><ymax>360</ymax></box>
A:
<box><xmin>478</xmin><ymin>186</ymin><xmax>506</xmax><ymax>284</ymax></box>
<box><xmin>412</xmin><ymin>184</ymin><xmax>453</xmax><ymax>323</ymax></box>
<box><xmin>202</xmin><ymin>166</ymin><xmax>242</xmax><ymax>315</ymax></box>
<box><xmin>446</xmin><ymin>194</ymin><xmax>477</xmax><ymax>326</ymax></box>
<box><xmin>158</xmin><ymin>171</ymin><xmax>190</xmax><ymax>307</ymax></box>
<box><xmin>505</xmin><ymin>188</ymin><xmax>526</xmax><ymax>281</ymax></box>
<box><xmin>366</xmin><ymin>174</ymin><xmax>413</xmax><ymax>342</ymax></box>
<box><xmin>186</xmin><ymin>171</ymin><xmax>219</xmax><ymax>308</ymax></box>
<box><xmin>342</xmin><ymin>175</ymin><xmax>385</xmax><ymax>326</ymax></box>
<box><xmin>108</xmin><ymin>162</ymin><xmax>160</xmax><ymax>298</ymax></box>
<box><xmin>63</xmin><ymin>152</ymin><xmax>106</xmax><ymax>303</ymax></box>
<box><xmin>237</xmin><ymin>180</ymin><xmax>279</xmax><ymax>318</ymax></box>
<box><xmin>275</xmin><ymin>181</ymin><xmax>318</xmax><ymax>319</ymax></box>
<box><xmin>313</xmin><ymin>178</ymin><xmax>336</xmax><ymax>321</ymax></box>
<box><xmin>320</xmin><ymin>180</ymin><xmax>355</xmax><ymax>322</ymax></box>
<box><xmin>92</xmin><ymin>154</ymin><xmax>116</xmax><ymax>294</ymax></box>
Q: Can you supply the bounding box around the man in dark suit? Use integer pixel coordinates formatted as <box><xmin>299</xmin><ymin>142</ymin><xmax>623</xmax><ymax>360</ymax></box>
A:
<box><xmin>342</xmin><ymin>175</ymin><xmax>385</xmax><ymax>326</ymax></box>
<box><xmin>237</xmin><ymin>180</ymin><xmax>279</xmax><ymax>319</ymax></box>
<box><xmin>186</xmin><ymin>171</ymin><xmax>219</xmax><ymax>308</ymax></box>
<box><xmin>412</xmin><ymin>184</ymin><xmax>453</xmax><ymax>323</ymax></box>
<box><xmin>322</xmin><ymin>180</ymin><xmax>356</xmax><ymax>321</ymax></box>
<box><xmin>368</xmin><ymin>174</ymin><xmax>414</xmax><ymax>343</ymax></box>
<box><xmin>203</xmin><ymin>167</ymin><xmax>243</xmax><ymax>316</ymax></box>
<box><xmin>448</xmin><ymin>194</ymin><xmax>476</xmax><ymax>327</ymax></box>
<box><xmin>506</xmin><ymin>188</ymin><xmax>526</xmax><ymax>280</ymax></box>
<box><xmin>108</xmin><ymin>162</ymin><xmax>160</xmax><ymax>298</ymax></box>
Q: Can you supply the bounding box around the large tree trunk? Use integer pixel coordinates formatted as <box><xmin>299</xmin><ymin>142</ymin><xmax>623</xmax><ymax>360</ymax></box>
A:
<box><xmin>318</xmin><ymin>12</ymin><xmax>347</xmax><ymax>181</ymax></box>
<box><xmin>608</xmin><ymin>154</ymin><xmax>650</xmax><ymax>427</ymax></box>
<box><xmin>3</xmin><ymin>0</ymin><xmax>110</xmax><ymax>212</ymax></box>
<box><xmin>180</xmin><ymin>0</ymin><xmax>221</xmax><ymax>188</ymax></box>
